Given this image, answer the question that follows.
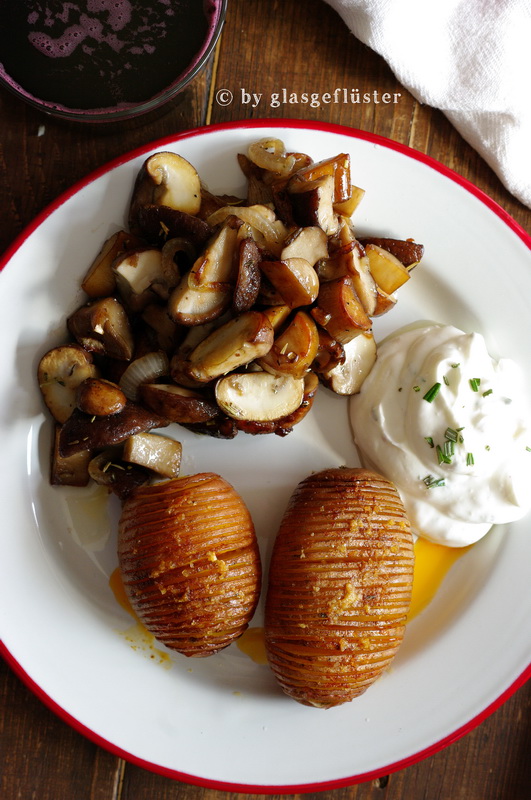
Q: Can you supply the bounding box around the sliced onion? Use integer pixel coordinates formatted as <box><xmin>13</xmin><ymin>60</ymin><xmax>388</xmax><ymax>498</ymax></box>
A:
<box><xmin>119</xmin><ymin>351</ymin><xmax>170</xmax><ymax>401</ymax></box>
<box><xmin>247</xmin><ymin>139</ymin><xmax>297</xmax><ymax>176</ymax></box>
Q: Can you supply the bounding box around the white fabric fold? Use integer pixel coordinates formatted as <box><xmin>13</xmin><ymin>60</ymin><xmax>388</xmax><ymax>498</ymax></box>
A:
<box><xmin>324</xmin><ymin>0</ymin><xmax>531</xmax><ymax>209</ymax></box>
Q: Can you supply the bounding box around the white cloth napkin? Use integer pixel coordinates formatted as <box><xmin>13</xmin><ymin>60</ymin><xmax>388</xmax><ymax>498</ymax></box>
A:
<box><xmin>324</xmin><ymin>0</ymin><xmax>531</xmax><ymax>209</ymax></box>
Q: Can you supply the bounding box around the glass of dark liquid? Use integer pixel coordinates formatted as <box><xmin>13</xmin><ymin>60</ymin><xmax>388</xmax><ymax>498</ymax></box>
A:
<box><xmin>0</xmin><ymin>1</ymin><xmax>226</xmax><ymax>122</ymax></box>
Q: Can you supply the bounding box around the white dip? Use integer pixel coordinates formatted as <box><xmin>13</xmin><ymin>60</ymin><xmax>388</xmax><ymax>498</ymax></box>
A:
<box><xmin>349</xmin><ymin>323</ymin><xmax>531</xmax><ymax>546</ymax></box>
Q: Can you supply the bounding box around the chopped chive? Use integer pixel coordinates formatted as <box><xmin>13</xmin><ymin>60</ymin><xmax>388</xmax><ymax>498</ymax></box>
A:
<box><xmin>424</xmin><ymin>436</ymin><xmax>434</xmax><ymax>448</ymax></box>
<box><xmin>469</xmin><ymin>378</ymin><xmax>481</xmax><ymax>392</ymax></box>
<box><xmin>443</xmin><ymin>375</ymin><xmax>450</xmax><ymax>386</ymax></box>
<box><xmin>443</xmin><ymin>440</ymin><xmax>455</xmax><ymax>458</ymax></box>
<box><xmin>486</xmin><ymin>445</ymin><xmax>491</xmax><ymax>451</ymax></box>
<box><xmin>526</xmin><ymin>446</ymin><xmax>531</xmax><ymax>452</ymax></box>
<box><xmin>482</xmin><ymin>389</ymin><xmax>493</xmax><ymax>397</ymax></box>
<box><xmin>466</xmin><ymin>453</ymin><xmax>475</xmax><ymax>466</ymax></box>
<box><xmin>423</xmin><ymin>382</ymin><xmax>441</xmax><ymax>402</ymax></box>
<box><xmin>445</xmin><ymin>427</ymin><xmax>458</xmax><ymax>442</ymax></box>
<box><xmin>423</xmin><ymin>475</ymin><xmax>446</xmax><ymax>488</ymax></box>
<box><xmin>436</xmin><ymin>444</ymin><xmax>452</xmax><ymax>464</ymax></box>
<box><xmin>451</xmin><ymin>363</ymin><xmax>460</xmax><ymax>369</ymax></box>
<box><xmin>413</xmin><ymin>385</ymin><xmax>421</xmax><ymax>392</ymax></box>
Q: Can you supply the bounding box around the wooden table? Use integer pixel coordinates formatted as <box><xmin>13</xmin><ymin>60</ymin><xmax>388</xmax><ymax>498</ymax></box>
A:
<box><xmin>1</xmin><ymin>2</ymin><xmax>530</xmax><ymax>798</ymax></box>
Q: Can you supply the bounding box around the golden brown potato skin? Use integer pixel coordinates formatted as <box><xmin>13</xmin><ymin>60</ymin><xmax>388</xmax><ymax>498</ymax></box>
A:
<box><xmin>264</xmin><ymin>468</ymin><xmax>414</xmax><ymax>707</ymax></box>
<box><xmin>118</xmin><ymin>473</ymin><xmax>261</xmax><ymax>657</ymax></box>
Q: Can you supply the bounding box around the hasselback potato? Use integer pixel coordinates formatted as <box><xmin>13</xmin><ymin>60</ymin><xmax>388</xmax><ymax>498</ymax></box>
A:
<box><xmin>264</xmin><ymin>468</ymin><xmax>414</xmax><ymax>707</ymax></box>
<box><xmin>118</xmin><ymin>472</ymin><xmax>261</xmax><ymax>657</ymax></box>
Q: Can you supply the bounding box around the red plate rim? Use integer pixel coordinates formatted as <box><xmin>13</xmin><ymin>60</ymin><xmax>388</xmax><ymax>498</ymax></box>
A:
<box><xmin>1</xmin><ymin>118</ymin><xmax>530</xmax><ymax>793</ymax></box>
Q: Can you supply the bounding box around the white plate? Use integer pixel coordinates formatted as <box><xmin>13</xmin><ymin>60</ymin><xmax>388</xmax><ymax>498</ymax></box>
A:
<box><xmin>1</xmin><ymin>120</ymin><xmax>530</xmax><ymax>792</ymax></box>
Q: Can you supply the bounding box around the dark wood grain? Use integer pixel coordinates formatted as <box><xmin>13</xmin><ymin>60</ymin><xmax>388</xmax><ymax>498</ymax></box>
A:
<box><xmin>1</xmin><ymin>1</ymin><xmax>530</xmax><ymax>799</ymax></box>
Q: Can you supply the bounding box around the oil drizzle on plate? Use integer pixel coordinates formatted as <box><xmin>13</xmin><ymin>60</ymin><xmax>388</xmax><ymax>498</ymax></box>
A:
<box><xmin>408</xmin><ymin>537</ymin><xmax>472</xmax><ymax>621</ymax></box>
<box><xmin>109</xmin><ymin>567</ymin><xmax>171</xmax><ymax>669</ymax></box>
<box><xmin>237</xmin><ymin>626</ymin><xmax>268</xmax><ymax>665</ymax></box>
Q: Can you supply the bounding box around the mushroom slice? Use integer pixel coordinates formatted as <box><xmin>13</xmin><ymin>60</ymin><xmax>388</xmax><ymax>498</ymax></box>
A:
<box><xmin>320</xmin><ymin>330</ymin><xmax>377</xmax><ymax>395</ymax></box>
<box><xmin>216</xmin><ymin>372</ymin><xmax>305</xmax><ymax>422</ymax></box>
<box><xmin>334</xmin><ymin>218</ymin><xmax>377</xmax><ymax>315</ymax></box>
<box><xmin>288</xmin><ymin>174</ymin><xmax>339</xmax><ymax>236</ymax></box>
<box><xmin>313</xmin><ymin>275</ymin><xmax>372</xmax><ymax>343</ymax></box>
<box><xmin>233</xmin><ymin>371</ymin><xmax>319</xmax><ymax>435</ymax></box>
<box><xmin>139</xmin><ymin>383</ymin><xmax>219</xmax><ymax>424</ymax></box>
<box><xmin>258</xmin><ymin>311</ymin><xmax>319</xmax><ymax>379</ymax></box>
<box><xmin>129</xmin><ymin>152</ymin><xmax>202</xmax><ymax>231</ymax></box>
<box><xmin>113</xmin><ymin>248</ymin><xmax>174</xmax><ymax>310</ymax></box>
<box><xmin>67</xmin><ymin>297</ymin><xmax>134</xmax><ymax>361</ymax></box>
<box><xmin>59</xmin><ymin>402</ymin><xmax>168</xmax><ymax>457</ymax></box>
<box><xmin>168</xmin><ymin>223</ymin><xmax>239</xmax><ymax>326</ymax></box>
<box><xmin>88</xmin><ymin>448</ymin><xmax>151</xmax><ymax>500</ymax></box>
<box><xmin>261</xmin><ymin>304</ymin><xmax>291</xmax><ymax>330</ymax></box>
<box><xmin>280</xmin><ymin>226</ymin><xmax>329</xmax><ymax>267</ymax></box>
<box><xmin>294</xmin><ymin>152</ymin><xmax>351</xmax><ymax>204</ymax></box>
<box><xmin>364</xmin><ymin>244</ymin><xmax>411</xmax><ymax>295</ymax></box>
<box><xmin>81</xmin><ymin>230</ymin><xmax>145</xmax><ymax>298</ymax></box>
<box><xmin>312</xmin><ymin>329</ymin><xmax>345</xmax><ymax>375</ymax></box>
<box><xmin>50</xmin><ymin>424</ymin><xmax>91</xmax><ymax>486</ymax></box>
<box><xmin>76</xmin><ymin>378</ymin><xmax>127</xmax><ymax>417</ymax></box>
<box><xmin>141</xmin><ymin>304</ymin><xmax>181</xmax><ymax>353</ymax></box>
<box><xmin>168</xmin><ymin>283</ymin><xmax>231</xmax><ymax>328</ymax></box>
<box><xmin>135</xmin><ymin>204</ymin><xmax>212</xmax><ymax>249</ymax></box>
<box><xmin>358</xmin><ymin>237</ymin><xmax>424</xmax><ymax>268</ymax></box>
<box><xmin>122</xmin><ymin>433</ymin><xmax>182</xmax><ymax>479</ymax></box>
<box><xmin>38</xmin><ymin>344</ymin><xmax>99</xmax><ymax>424</ymax></box>
<box><xmin>259</xmin><ymin>258</ymin><xmax>319</xmax><ymax>308</ymax></box>
<box><xmin>373</xmin><ymin>285</ymin><xmax>398</xmax><ymax>317</ymax></box>
<box><xmin>232</xmin><ymin>236</ymin><xmax>262</xmax><ymax>313</ymax></box>
<box><xmin>187</xmin><ymin>311</ymin><xmax>274</xmax><ymax>383</ymax></box>
<box><xmin>188</xmin><ymin>223</ymin><xmax>239</xmax><ymax>289</ymax></box>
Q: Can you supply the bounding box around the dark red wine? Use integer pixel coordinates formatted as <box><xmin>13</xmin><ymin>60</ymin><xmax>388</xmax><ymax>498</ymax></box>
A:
<box><xmin>0</xmin><ymin>1</ymin><xmax>221</xmax><ymax>112</ymax></box>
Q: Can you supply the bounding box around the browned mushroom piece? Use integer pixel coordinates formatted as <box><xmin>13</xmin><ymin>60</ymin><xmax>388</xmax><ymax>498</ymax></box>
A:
<box><xmin>288</xmin><ymin>174</ymin><xmax>339</xmax><ymax>236</ymax></box>
<box><xmin>312</xmin><ymin>328</ymin><xmax>345</xmax><ymax>375</ymax></box>
<box><xmin>140</xmin><ymin>303</ymin><xmax>182</xmax><ymax>354</ymax></box>
<box><xmin>232</xmin><ymin>236</ymin><xmax>262</xmax><ymax>313</ymax></box>
<box><xmin>81</xmin><ymin>230</ymin><xmax>146</xmax><ymax>298</ymax></box>
<box><xmin>332</xmin><ymin>218</ymin><xmax>378</xmax><ymax>315</ymax></box>
<box><xmin>168</xmin><ymin>223</ymin><xmax>239</xmax><ymax>326</ymax></box>
<box><xmin>113</xmin><ymin>247</ymin><xmax>181</xmax><ymax>310</ymax></box>
<box><xmin>280</xmin><ymin>226</ymin><xmax>329</xmax><ymax>266</ymax></box>
<box><xmin>364</xmin><ymin>243</ymin><xmax>411</xmax><ymax>295</ymax></box>
<box><xmin>312</xmin><ymin>275</ymin><xmax>372</xmax><ymax>343</ymax></box>
<box><xmin>38</xmin><ymin>344</ymin><xmax>99</xmax><ymax>424</ymax></box>
<box><xmin>134</xmin><ymin>204</ymin><xmax>213</xmax><ymax>250</ymax></box>
<box><xmin>50</xmin><ymin>424</ymin><xmax>92</xmax><ymax>486</ymax></box>
<box><xmin>233</xmin><ymin>371</ymin><xmax>319</xmax><ymax>436</ymax></box>
<box><xmin>129</xmin><ymin>152</ymin><xmax>202</xmax><ymax>233</ymax></box>
<box><xmin>319</xmin><ymin>330</ymin><xmax>377</xmax><ymax>395</ymax></box>
<box><xmin>139</xmin><ymin>383</ymin><xmax>219</xmax><ymax>424</ymax></box>
<box><xmin>76</xmin><ymin>378</ymin><xmax>127</xmax><ymax>417</ymax></box>
<box><xmin>88</xmin><ymin>448</ymin><xmax>152</xmax><ymax>500</ymax></box>
<box><xmin>258</xmin><ymin>310</ymin><xmax>319</xmax><ymax>379</ymax></box>
<box><xmin>294</xmin><ymin>152</ymin><xmax>352</xmax><ymax>203</ymax></box>
<box><xmin>67</xmin><ymin>297</ymin><xmax>134</xmax><ymax>361</ymax></box>
<box><xmin>358</xmin><ymin>237</ymin><xmax>424</xmax><ymax>268</ymax></box>
<box><xmin>215</xmin><ymin>372</ymin><xmax>305</xmax><ymax>423</ymax></box>
<box><xmin>122</xmin><ymin>433</ymin><xmax>183</xmax><ymax>479</ymax></box>
<box><xmin>185</xmin><ymin>311</ymin><xmax>274</xmax><ymax>383</ymax></box>
<box><xmin>259</xmin><ymin>257</ymin><xmax>320</xmax><ymax>309</ymax></box>
<box><xmin>59</xmin><ymin>401</ymin><xmax>168</xmax><ymax>457</ymax></box>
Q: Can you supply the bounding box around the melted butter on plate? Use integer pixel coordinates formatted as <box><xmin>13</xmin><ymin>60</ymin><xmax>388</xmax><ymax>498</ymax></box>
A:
<box><xmin>109</xmin><ymin>567</ymin><xmax>172</xmax><ymax>669</ymax></box>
